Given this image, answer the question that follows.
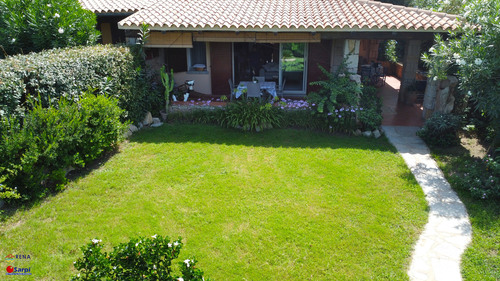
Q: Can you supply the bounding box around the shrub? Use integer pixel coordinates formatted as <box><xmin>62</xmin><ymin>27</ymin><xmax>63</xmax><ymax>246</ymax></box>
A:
<box><xmin>307</xmin><ymin>64</ymin><xmax>362</xmax><ymax>133</ymax></box>
<box><xmin>168</xmin><ymin>108</ymin><xmax>219</xmax><ymax>124</ymax></box>
<box><xmin>360</xmin><ymin>85</ymin><xmax>382</xmax><ymax>114</ymax></box>
<box><xmin>417</xmin><ymin>112</ymin><xmax>461</xmax><ymax>147</ymax></box>
<box><xmin>0</xmin><ymin>0</ymin><xmax>99</xmax><ymax>57</ymax></box>
<box><xmin>0</xmin><ymin>94</ymin><xmax>126</xmax><ymax>203</ymax></box>
<box><xmin>217</xmin><ymin>100</ymin><xmax>283</xmax><ymax>132</ymax></box>
<box><xmin>71</xmin><ymin>236</ymin><xmax>211</xmax><ymax>281</ymax></box>
<box><xmin>281</xmin><ymin>109</ymin><xmax>323</xmax><ymax>130</ymax></box>
<box><xmin>449</xmin><ymin>155</ymin><xmax>500</xmax><ymax>200</ymax></box>
<box><xmin>358</xmin><ymin>108</ymin><xmax>383</xmax><ymax>131</ymax></box>
<box><xmin>0</xmin><ymin>45</ymin><xmax>158</xmax><ymax>124</ymax></box>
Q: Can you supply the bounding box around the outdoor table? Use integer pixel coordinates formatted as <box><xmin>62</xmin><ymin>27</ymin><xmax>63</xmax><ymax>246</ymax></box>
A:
<box><xmin>234</xmin><ymin>81</ymin><xmax>277</xmax><ymax>99</ymax></box>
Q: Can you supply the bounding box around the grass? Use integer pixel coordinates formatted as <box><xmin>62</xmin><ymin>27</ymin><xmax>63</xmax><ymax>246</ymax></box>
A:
<box><xmin>0</xmin><ymin>124</ymin><xmax>427</xmax><ymax>280</ymax></box>
<box><xmin>432</xmin><ymin>149</ymin><xmax>500</xmax><ymax>281</ymax></box>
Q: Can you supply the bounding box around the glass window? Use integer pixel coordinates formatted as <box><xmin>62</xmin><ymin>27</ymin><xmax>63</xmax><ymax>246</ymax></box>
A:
<box><xmin>188</xmin><ymin>42</ymin><xmax>207</xmax><ymax>71</ymax></box>
<box><xmin>280</xmin><ymin>43</ymin><xmax>307</xmax><ymax>93</ymax></box>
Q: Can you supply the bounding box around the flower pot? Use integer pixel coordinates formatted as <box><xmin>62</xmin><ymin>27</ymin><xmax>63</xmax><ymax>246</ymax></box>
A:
<box><xmin>183</xmin><ymin>93</ymin><xmax>190</xmax><ymax>101</ymax></box>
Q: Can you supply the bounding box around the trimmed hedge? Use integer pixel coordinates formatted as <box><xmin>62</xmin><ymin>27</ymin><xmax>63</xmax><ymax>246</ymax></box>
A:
<box><xmin>0</xmin><ymin>45</ymin><xmax>160</xmax><ymax>123</ymax></box>
<box><xmin>0</xmin><ymin>94</ymin><xmax>127</xmax><ymax>203</ymax></box>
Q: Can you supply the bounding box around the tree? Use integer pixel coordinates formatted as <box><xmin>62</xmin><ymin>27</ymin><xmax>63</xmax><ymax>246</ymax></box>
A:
<box><xmin>422</xmin><ymin>0</ymin><xmax>500</xmax><ymax>146</ymax></box>
<box><xmin>0</xmin><ymin>0</ymin><xmax>99</xmax><ymax>57</ymax></box>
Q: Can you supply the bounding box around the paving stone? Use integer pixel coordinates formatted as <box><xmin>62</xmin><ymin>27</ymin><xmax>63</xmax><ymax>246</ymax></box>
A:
<box><xmin>382</xmin><ymin>126</ymin><xmax>472</xmax><ymax>281</ymax></box>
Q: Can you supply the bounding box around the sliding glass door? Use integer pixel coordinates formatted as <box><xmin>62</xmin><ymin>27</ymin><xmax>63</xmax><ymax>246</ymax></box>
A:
<box><xmin>280</xmin><ymin>43</ymin><xmax>308</xmax><ymax>95</ymax></box>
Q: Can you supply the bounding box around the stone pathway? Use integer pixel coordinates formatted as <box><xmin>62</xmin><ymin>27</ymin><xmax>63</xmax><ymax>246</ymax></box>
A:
<box><xmin>382</xmin><ymin>126</ymin><xmax>472</xmax><ymax>281</ymax></box>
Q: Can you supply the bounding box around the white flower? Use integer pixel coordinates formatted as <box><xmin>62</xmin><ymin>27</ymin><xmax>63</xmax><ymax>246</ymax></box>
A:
<box><xmin>178</xmin><ymin>278</ymin><xmax>184</xmax><ymax>281</ymax></box>
<box><xmin>113</xmin><ymin>266</ymin><xmax>117</xmax><ymax>270</ymax></box>
<box><xmin>168</xmin><ymin>243</ymin><xmax>172</xmax><ymax>248</ymax></box>
<box><xmin>456</xmin><ymin>59</ymin><xmax>466</xmax><ymax>66</ymax></box>
<box><xmin>429</xmin><ymin>47</ymin><xmax>435</xmax><ymax>53</ymax></box>
<box><xmin>54</xmin><ymin>13</ymin><xmax>60</xmax><ymax>18</ymax></box>
<box><xmin>91</xmin><ymin>239</ymin><xmax>102</xmax><ymax>244</ymax></box>
<box><xmin>153</xmin><ymin>264</ymin><xmax>157</xmax><ymax>270</ymax></box>
<box><xmin>47</xmin><ymin>4</ymin><xmax>52</xmax><ymax>7</ymax></box>
<box><xmin>152</xmin><ymin>234</ymin><xmax>157</xmax><ymax>239</ymax></box>
<box><xmin>475</xmin><ymin>58</ymin><xmax>483</xmax><ymax>65</ymax></box>
<box><xmin>467</xmin><ymin>91</ymin><xmax>472</xmax><ymax>96</ymax></box>
<box><xmin>184</xmin><ymin>259</ymin><xmax>190</xmax><ymax>267</ymax></box>
<box><xmin>58</xmin><ymin>28</ymin><xmax>64</xmax><ymax>34</ymax></box>
<box><xmin>453</xmin><ymin>53</ymin><xmax>460</xmax><ymax>59</ymax></box>
<box><xmin>433</xmin><ymin>76</ymin><xmax>438</xmax><ymax>81</ymax></box>
<box><xmin>73</xmin><ymin>261</ymin><xmax>76</xmax><ymax>264</ymax></box>
<box><xmin>11</xmin><ymin>38</ymin><xmax>15</xmax><ymax>43</ymax></box>
<box><xmin>173</xmin><ymin>241</ymin><xmax>179</xmax><ymax>246</ymax></box>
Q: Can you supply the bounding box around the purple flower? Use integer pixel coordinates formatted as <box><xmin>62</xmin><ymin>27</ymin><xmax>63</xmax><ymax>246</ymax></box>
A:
<box><xmin>327</xmin><ymin>112</ymin><xmax>333</xmax><ymax>116</ymax></box>
<box><xmin>312</xmin><ymin>103</ymin><xmax>316</xmax><ymax>106</ymax></box>
<box><xmin>338</xmin><ymin>115</ymin><xmax>342</xmax><ymax>118</ymax></box>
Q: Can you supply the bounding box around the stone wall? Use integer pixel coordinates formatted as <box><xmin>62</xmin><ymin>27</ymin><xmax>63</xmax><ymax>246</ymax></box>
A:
<box><xmin>422</xmin><ymin>76</ymin><xmax>458</xmax><ymax>119</ymax></box>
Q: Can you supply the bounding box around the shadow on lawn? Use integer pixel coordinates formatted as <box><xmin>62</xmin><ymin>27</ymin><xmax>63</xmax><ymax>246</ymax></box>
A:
<box><xmin>131</xmin><ymin>123</ymin><xmax>398</xmax><ymax>153</ymax></box>
<box><xmin>0</xmin><ymin>147</ymin><xmax>120</xmax><ymax>222</ymax></box>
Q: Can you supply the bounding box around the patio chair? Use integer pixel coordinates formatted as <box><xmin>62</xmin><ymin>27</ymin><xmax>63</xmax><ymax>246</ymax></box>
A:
<box><xmin>277</xmin><ymin>78</ymin><xmax>286</xmax><ymax>98</ymax></box>
<box><xmin>253</xmin><ymin>76</ymin><xmax>265</xmax><ymax>83</ymax></box>
<box><xmin>246</xmin><ymin>82</ymin><xmax>261</xmax><ymax>101</ymax></box>
<box><xmin>228</xmin><ymin>78</ymin><xmax>235</xmax><ymax>101</ymax></box>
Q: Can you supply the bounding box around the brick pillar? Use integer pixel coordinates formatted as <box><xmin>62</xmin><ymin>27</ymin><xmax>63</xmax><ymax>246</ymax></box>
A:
<box><xmin>399</xmin><ymin>40</ymin><xmax>421</xmax><ymax>102</ymax></box>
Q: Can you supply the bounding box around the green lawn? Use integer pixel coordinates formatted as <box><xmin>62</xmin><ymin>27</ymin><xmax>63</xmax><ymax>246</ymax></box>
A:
<box><xmin>0</xmin><ymin>124</ymin><xmax>427</xmax><ymax>280</ymax></box>
<box><xmin>432</xmin><ymin>151</ymin><xmax>500</xmax><ymax>281</ymax></box>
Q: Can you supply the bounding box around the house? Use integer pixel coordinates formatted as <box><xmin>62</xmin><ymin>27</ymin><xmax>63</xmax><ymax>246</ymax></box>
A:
<box><xmin>79</xmin><ymin>0</ymin><xmax>458</xmax><ymax>97</ymax></box>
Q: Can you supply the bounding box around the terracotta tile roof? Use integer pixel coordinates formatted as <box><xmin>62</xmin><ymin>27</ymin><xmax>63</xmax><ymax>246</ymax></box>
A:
<box><xmin>110</xmin><ymin>0</ymin><xmax>458</xmax><ymax>31</ymax></box>
<box><xmin>79</xmin><ymin>0</ymin><xmax>157</xmax><ymax>14</ymax></box>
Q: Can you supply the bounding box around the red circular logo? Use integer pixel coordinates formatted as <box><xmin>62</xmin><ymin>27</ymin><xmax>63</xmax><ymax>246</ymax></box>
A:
<box><xmin>6</xmin><ymin>266</ymin><xmax>14</xmax><ymax>273</ymax></box>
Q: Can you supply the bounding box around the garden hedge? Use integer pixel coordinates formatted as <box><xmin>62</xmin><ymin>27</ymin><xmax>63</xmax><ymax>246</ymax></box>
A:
<box><xmin>0</xmin><ymin>45</ymin><xmax>157</xmax><ymax>123</ymax></box>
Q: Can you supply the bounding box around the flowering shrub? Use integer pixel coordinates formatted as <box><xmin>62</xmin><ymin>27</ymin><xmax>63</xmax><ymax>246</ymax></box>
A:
<box><xmin>422</xmin><ymin>0</ymin><xmax>500</xmax><ymax>146</ymax></box>
<box><xmin>0</xmin><ymin>0</ymin><xmax>99</xmax><ymax>57</ymax></box>
<box><xmin>449</xmin><ymin>155</ymin><xmax>500</xmax><ymax>200</ymax></box>
<box><xmin>71</xmin><ymin>235</ymin><xmax>211</xmax><ymax>281</ymax></box>
<box><xmin>308</xmin><ymin>64</ymin><xmax>363</xmax><ymax>133</ymax></box>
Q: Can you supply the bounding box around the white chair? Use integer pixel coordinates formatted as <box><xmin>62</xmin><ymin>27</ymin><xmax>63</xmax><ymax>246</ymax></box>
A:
<box><xmin>253</xmin><ymin>76</ymin><xmax>265</xmax><ymax>83</ymax></box>
<box><xmin>246</xmin><ymin>82</ymin><xmax>261</xmax><ymax>101</ymax></box>
<box><xmin>277</xmin><ymin>78</ymin><xmax>286</xmax><ymax>98</ymax></box>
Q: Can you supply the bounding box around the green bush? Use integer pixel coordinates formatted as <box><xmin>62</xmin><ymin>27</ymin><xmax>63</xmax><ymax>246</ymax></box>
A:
<box><xmin>449</xmin><ymin>155</ymin><xmax>500</xmax><ymax>200</ymax></box>
<box><xmin>360</xmin><ymin>85</ymin><xmax>382</xmax><ymax>113</ymax></box>
<box><xmin>0</xmin><ymin>45</ymin><xmax>158</xmax><ymax>124</ymax></box>
<box><xmin>0</xmin><ymin>95</ymin><xmax>126</xmax><ymax>203</ymax></box>
<box><xmin>281</xmin><ymin>109</ymin><xmax>323</xmax><ymax>130</ymax></box>
<box><xmin>307</xmin><ymin>64</ymin><xmax>362</xmax><ymax>133</ymax></box>
<box><xmin>71</xmin><ymin>235</ymin><xmax>211</xmax><ymax>281</ymax></box>
<box><xmin>168</xmin><ymin>108</ymin><xmax>219</xmax><ymax>124</ymax></box>
<box><xmin>218</xmin><ymin>100</ymin><xmax>283</xmax><ymax>132</ymax></box>
<box><xmin>0</xmin><ymin>0</ymin><xmax>99</xmax><ymax>57</ymax></box>
<box><xmin>358</xmin><ymin>108</ymin><xmax>383</xmax><ymax>131</ymax></box>
<box><xmin>417</xmin><ymin>112</ymin><xmax>461</xmax><ymax>147</ymax></box>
